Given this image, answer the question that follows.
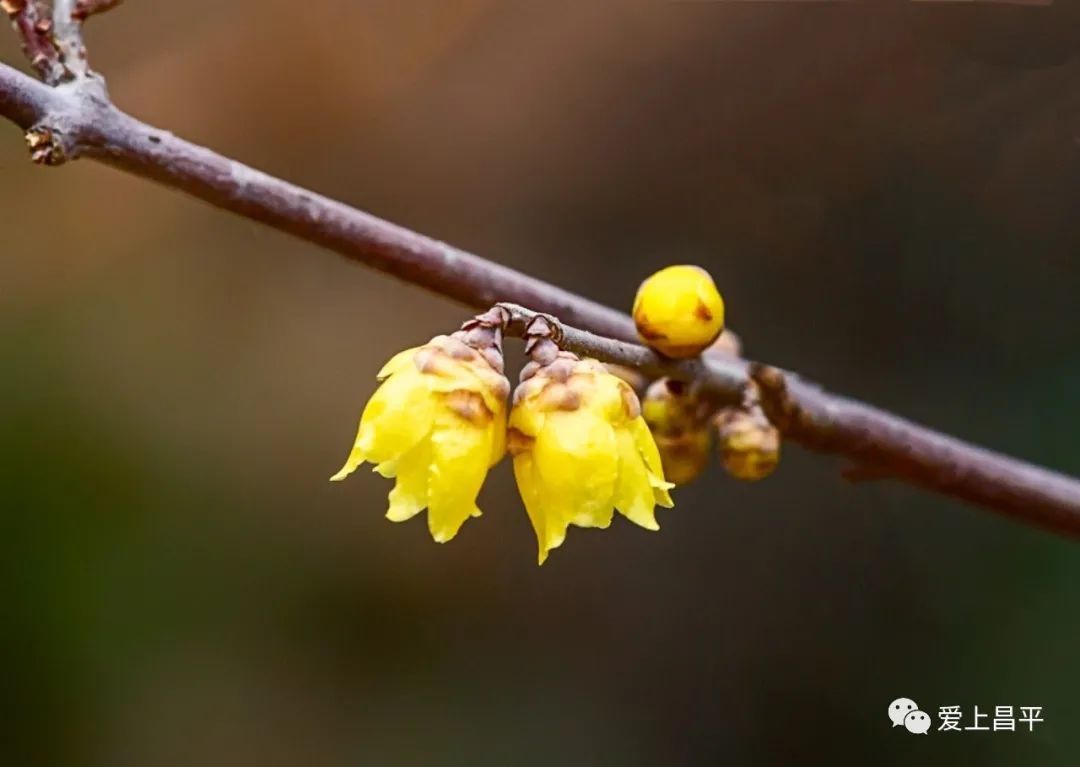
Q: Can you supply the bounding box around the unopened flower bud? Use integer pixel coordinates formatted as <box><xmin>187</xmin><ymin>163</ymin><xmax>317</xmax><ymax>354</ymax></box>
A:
<box><xmin>642</xmin><ymin>378</ymin><xmax>713</xmax><ymax>486</ymax></box>
<box><xmin>715</xmin><ymin>408</ymin><xmax>780</xmax><ymax>481</ymax></box>
<box><xmin>653</xmin><ymin>430</ymin><xmax>712</xmax><ymax>486</ymax></box>
<box><xmin>632</xmin><ymin>265</ymin><xmax>725</xmax><ymax>358</ymax></box>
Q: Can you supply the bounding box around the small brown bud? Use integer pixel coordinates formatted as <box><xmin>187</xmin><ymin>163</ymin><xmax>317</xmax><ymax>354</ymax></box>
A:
<box><xmin>715</xmin><ymin>409</ymin><xmax>780</xmax><ymax>481</ymax></box>
<box><xmin>654</xmin><ymin>429</ymin><xmax>712</xmax><ymax>486</ymax></box>
<box><xmin>25</xmin><ymin>126</ymin><xmax>67</xmax><ymax>166</ymax></box>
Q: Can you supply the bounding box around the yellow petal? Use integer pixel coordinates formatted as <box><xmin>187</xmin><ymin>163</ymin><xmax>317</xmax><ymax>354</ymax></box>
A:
<box><xmin>513</xmin><ymin>453</ymin><xmax>557</xmax><ymax>565</ymax></box>
<box><xmin>508</xmin><ymin>392</ymin><xmax>546</xmax><ymax>438</ymax></box>
<box><xmin>613</xmin><ymin>428</ymin><xmax>660</xmax><ymax>531</ymax></box>
<box><xmin>488</xmin><ymin>407</ymin><xmax>507</xmax><ymax>467</ymax></box>
<box><xmin>542</xmin><ymin>503</ymin><xmax>571</xmax><ymax>561</ymax></box>
<box><xmin>513</xmin><ymin>449</ymin><xmax>580</xmax><ymax>565</ymax></box>
<box><xmin>329</xmin><ymin>445</ymin><xmax>365</xmax><ymax>482</ymax></box>
<box><xmin>354</xmin><ymin>366</ymin><xmax>436</xmax><ymax>465</ymax></box>
<box><xmin>386</xmin><ymin>438</ymin><xmax>431</xmax><ymax>522</ymax></box>
<box><xmin>631</xmin><ymin>417</ymin><xmax>675</xmax><ymax>507</ymax></box>
<box><xmin>586</xmin><ymin>368</ymin><xmax>630</xmax><ymax>423</ymax></box>
<box><xmin>534</xmin><ymin>411</ymin><xmax>617</xmax><ymax>530</ymax></box>
<box><xmin>373</xmin><ymin>458</ymin><xmax>398</xmax><ymax>478</ymax></box>
<box><xmin>533</xmin><ymin>411</ymin><xmax>616</xmax><ymax>491</ymax></box>
<box><xmin>376</xmin><ymin>346</ymin><xmax>422</xmax><ymax>381</ymax></box>
<box><xmin>426</xmin><ymin>409</ymin><xmax>493</xmax><ymax>543</ymax></box>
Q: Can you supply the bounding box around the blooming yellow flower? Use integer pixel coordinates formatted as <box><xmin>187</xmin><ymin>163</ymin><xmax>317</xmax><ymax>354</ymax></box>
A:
<box><xmin>509</xmin><ymin>352</ymin><xmax>674</xmax><ymax>564</ymax></box>
<box><xmin>633</xmin><ymin>265</ymin><xmax>725</xmax><ymax>358</ymax></box>
<box><xmin>331</xmin><ymin>334</ymin><xmax>509</xmax><ymax>543</ymax></box>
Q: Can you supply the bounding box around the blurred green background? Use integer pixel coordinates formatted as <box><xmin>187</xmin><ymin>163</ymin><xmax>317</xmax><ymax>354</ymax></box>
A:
<box><xmin>2</xmin><ymin>1</ymin><xmax>1079</xmax><ymax>765</ymax></box>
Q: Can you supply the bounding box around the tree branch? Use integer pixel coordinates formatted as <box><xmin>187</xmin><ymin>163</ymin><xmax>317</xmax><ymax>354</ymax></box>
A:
<box><xmin>498</xmin><ymin>304</ymin><xmax>1080</xmax><ymax>537</ymax></box>
<box><xmin>3</xmin><ymin>1</ymin><xmax>64</xmax><ymax>83</ymax></box>
<box><xmin>1</xmin><ymin>15</ymin><xmax>1079</xmax><ymax>539</ymax></box>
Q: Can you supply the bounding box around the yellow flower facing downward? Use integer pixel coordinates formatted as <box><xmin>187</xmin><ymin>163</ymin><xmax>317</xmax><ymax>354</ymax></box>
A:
<box><xmin>508</xmin><ymin>350</ymin><xmax>674</xmax><ymax>564</ymax></box>
<box><xmin>331</xmin><ymin>333</ymin><xmax>510</xmax><ymax>543</ymax></box>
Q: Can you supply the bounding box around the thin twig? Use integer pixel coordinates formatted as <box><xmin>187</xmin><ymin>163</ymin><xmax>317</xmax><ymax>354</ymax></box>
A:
<box><xmin>50</xmin><ymin>0</ymin><xmax>86</xmax><ymax>79</ymax></box>
<box><xmin>72</xmin><ymin>0</ymin><xmax>122</xmax><ymax>22</ymax></box>
<box><xmin>3</xmin><ymin>0</ymin><xmax>65</xmax><ymax>83</ymax></box>
<box><xmin>0</xmin><ymin>20</ymin><xmax>1079</xmax><ymax>538</ymax></box>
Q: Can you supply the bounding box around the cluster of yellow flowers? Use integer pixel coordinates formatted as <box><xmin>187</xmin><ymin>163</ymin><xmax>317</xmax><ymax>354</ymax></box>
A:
<box><xmin>332</xmin><ymin>266</ymin><xmax>779</xmax><ymax>563</ymax></box>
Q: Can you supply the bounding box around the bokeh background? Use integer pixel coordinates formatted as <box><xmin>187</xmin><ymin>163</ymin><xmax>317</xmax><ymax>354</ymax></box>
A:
<box><xmin>2</xmin><ymin>1</ymin><xmax>1079</xmax><ymax>765</ymax></box>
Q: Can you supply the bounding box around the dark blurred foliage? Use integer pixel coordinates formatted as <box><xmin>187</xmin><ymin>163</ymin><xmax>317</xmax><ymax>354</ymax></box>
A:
<box><xmin>2</xmin><ymin>2</ymin><xmax>1079</xmax><ymax>765</ymax></box>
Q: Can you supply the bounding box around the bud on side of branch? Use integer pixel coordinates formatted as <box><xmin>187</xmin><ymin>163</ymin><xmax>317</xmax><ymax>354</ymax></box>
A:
<box><xmin>642</xmin><ymin>378</ymin><xmax>714</xmax><ymax>486</ymax></box>
<box><xmin>632</xmin><ymin>265</ymin><xmax>725</xmax><ymax>358</ymax></box>
<box><xmin>715</xmin><ymin>398</ymin><xmax>780</xmax><ymax>481</ymax></box>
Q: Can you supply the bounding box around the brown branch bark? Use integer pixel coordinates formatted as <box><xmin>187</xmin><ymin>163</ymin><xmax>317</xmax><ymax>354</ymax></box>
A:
<box><xmin>1</xmin><ymin>15</ymin><xmax>1079</xmax><ymax>539</ymax></box>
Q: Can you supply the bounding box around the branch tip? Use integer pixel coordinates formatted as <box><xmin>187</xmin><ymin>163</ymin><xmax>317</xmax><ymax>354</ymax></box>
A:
<box><xmin>72</xmin><ymin>0</ymin><xmax>122</xmax><ymax>22</ymax></box>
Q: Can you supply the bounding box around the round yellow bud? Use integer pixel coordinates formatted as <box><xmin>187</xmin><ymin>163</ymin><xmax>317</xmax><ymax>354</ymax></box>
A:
<box><xmin>632</xmin><ymin>266</ymin><xmax>725</xmax><ymax>358</ymax></box>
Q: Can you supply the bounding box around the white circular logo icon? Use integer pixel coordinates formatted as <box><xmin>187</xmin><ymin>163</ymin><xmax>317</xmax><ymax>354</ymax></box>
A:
<box><xmin>889</xmin><ymin>698</ymin><xmax>918</xmax><ymax>727</ymax></box>
<box><xmin>904</xmin><ymin>709</ymin><xmax>931</xmax><ymax>735</ymax></box>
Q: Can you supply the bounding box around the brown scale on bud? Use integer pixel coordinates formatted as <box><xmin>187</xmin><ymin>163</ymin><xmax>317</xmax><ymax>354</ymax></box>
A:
<box><xmin>543</xmin><ymin>356</ymin><xmax>576</xmax><ymax>384</ymax></box>
<box><xmin>537</xmin><ymin>382</ymin><xmax>582</xmax><ymax>412</ymax></box>
<box><xmin>506</xmin><ymin>427</ymin><xmax>534</xmax><ymax>457</ymax></box>
<box><xmin>514</xmin><ymin>314</ymin><xmax>629</xmax><ymax>418</ymax></box>
<box><xmin>414</xmin><ymin>346</ymin><xmax>454</xmax><ymax>377</ymax></box>
<box><xmin>414</xmin><ymin>338</ymin><xmax>511</xmax><ymax>407</ymax></box>
<box><xmin>443</xmin><ymin>337</ymin><xmax>477</xmax><ymax>360</ymax></box>
<box><xmin>620</xmin><ymin>382</ymin><xmax>641</xmax><ymax>420</ymax></box>
<box><xmin>444</xmin><ymin>389</ymin><xmax>493</xmax><ymax>425</ymax></box>
<box><xmin>402</xmin><ymin>308</ymin><xmax>514</xmax><ymax>424</ymax></box>
<box><xmin>455</xmin><ymin>305</ymin><xmax>508</xmax><ymax>372</ymax></box>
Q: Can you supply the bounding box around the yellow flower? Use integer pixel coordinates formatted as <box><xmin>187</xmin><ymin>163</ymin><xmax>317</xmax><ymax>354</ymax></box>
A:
<box><xmin>508</xmin><ymin>353</ymin><xmax>674</xmax><ymax>564</ymax></box>
<box><xmin>331</xmin><ymin>334</ymin><xmax>509</xmax><ymax>543</ymax></box>
<box><xmin>632</xmin><ymin>265</ymin><xmax>725</xmax><ymax>358</ymax></box>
